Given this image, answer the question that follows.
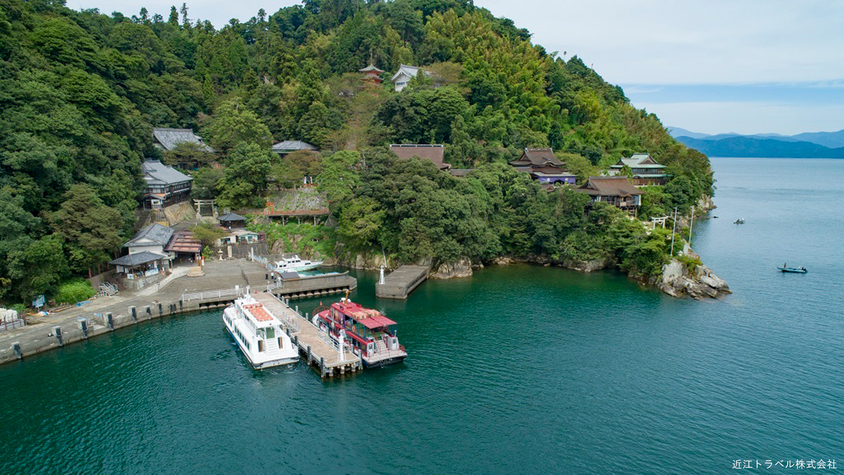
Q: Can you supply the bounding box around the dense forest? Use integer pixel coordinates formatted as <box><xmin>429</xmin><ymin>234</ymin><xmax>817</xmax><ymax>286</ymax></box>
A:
<box><xmin>0</xmin><ymin>0</ymin><xmax>713</xmax><ymax>307</ymax></box>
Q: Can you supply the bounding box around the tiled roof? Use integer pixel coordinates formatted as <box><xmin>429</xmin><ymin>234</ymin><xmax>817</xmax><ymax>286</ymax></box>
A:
<box><xmin>142</xmin><ymin>160</ymin><xmax>193</xmax><ymax>186</ymax></box>
<box><xmin>152</xmin><ymin>128</ymin><xmax>215</xmax><ymax>152</ymax></box>
<box><xmin>389</xmin><ymin>144</ymin><xmax>450</xmax><ymax>170</ymax></box>
<box><xmin>218</xmin><ymin>212</ymin><xmax>246</xmax><ymax>222</ymax></box>
<box><xmin>109</xmin><ymin>251</ymin><xmax>168</xmax><ymax>267</ymax></box>
<box><xmin>164</xmin><ymin>231</ymin><xmax>201</xmax><ymax>253</ymax></box>
<box><xmin>359</xmin><ymin>64</ymin><xmax>384</xmax><ymax>73</ymax></box>
<box><xmin>611</xmin><ymin>153</ymin><xmax>666</xmax><ymax>169</ymax></box>
<box><xmin>391</xmin><ymin>64</ymin><xmax>421</xmax><ymax>82</ymax></box>
<box><xmin>125</xmin><ymin>223</ymin><xmax>174</xmax><ymax>248</ymax></box>
<box><xmin>510</xmin><ymin>148</ymin><xmax>565</xmax><ymax>168</ymax></box>
<box><xmin>271</xmin><ymin>140</ymin><xmax>317</xmax><ymax>153</ymax></box>
<box><xmin>577</xmin><ymin>176</ymin><xmax>643</xmax><ymax>197</ymax></box>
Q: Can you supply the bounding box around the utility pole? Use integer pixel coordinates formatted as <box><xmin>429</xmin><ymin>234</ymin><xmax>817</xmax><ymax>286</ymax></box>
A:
<box><xmin>670</xmin><ymin>207</ymin><xmax>677</xmax><ymax>256</ymax></box>
<box><xmin>688</xmin><ymin>205</ymin><xmax>695</xmax><ymax>248</ymax></box>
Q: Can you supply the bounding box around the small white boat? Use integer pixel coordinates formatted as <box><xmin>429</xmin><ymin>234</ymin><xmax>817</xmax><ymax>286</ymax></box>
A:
<box><xmin>223</xmin><ymin>294</ymin><xmax>299</xmax><ymax>369</ymax></box>
<box><xmin>274</xmin><ymin>253</ymin><xmax>323</xmax><ymax>273</ymax></box>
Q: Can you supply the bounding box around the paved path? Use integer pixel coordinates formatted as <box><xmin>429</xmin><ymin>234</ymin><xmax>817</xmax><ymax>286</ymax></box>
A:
<box><xmin>0</xmin><ymin>259</ymin><xmax>273</xmax><ymax>364</ymax></box>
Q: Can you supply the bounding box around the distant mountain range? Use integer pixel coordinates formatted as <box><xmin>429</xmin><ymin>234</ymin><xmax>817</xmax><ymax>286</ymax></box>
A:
<box><xmin>668</xmin><ymin>127</ymin><xmax>844</xmax><ymax>158</ymax></box>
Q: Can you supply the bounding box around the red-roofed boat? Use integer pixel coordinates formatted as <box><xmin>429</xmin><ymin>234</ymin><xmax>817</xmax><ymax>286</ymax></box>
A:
<box><xmin>313</xmin><ymin>298</ymin><xmax>407</xmax><ymax>368</ymax></box>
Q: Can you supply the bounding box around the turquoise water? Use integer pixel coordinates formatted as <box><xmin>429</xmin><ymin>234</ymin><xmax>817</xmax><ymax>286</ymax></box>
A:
<box><xmin>2</xmin><ymin>158</ymin><xmax>843</xmax><ymax>474</ymax></box>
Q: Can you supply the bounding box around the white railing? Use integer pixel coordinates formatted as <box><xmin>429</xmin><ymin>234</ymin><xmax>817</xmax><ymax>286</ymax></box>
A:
<box><xmin>181</xmin><ymin>288</ymin><xmax>242</xmax><ymax>302</ymax></box>
<box><xmin>269</xmin><ymin>293</ymin><xmax>301</xmax><ymax>332</ymax></box>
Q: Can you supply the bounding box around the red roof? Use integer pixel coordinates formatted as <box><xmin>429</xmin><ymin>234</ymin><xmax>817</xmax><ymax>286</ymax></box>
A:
<box><xmin>243</xmin><ymin>303</ymin><xmax>274</xmax><ymax>322</ymax></box>
<box><xmin>359</xmin><ymin>314</ymin><xmax>397</xmax><ymax>330</ymax></box>
<box><xmin>333</xmin><ymin>301</ymin><xmax>397</xmax><ymax>328</ymax></box>
<box><xmin>164</xmin><ymin>231</ymin><xmax>201</xmax><ymax>253</ymax></box>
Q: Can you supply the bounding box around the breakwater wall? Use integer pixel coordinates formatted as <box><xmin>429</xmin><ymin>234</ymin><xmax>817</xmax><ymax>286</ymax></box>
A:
<box><xmin>0</xmin><ymin>295</ymin><xmax>234</xmax><ymax>367</ymax></box>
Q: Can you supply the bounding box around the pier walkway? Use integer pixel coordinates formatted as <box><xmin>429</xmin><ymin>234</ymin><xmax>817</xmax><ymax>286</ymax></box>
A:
<box><xmin>0</xmin><ymin>258</ymin><xmax>356</xmax><ymax>374</ymax></box>
<box><xmin>375</xmin><ymin>265</ymin><xmax>431</xmax><ymax>300</ymax></box>
<box><xmin>253</xmin><ymin>293</ymin><xmax>362</xmax><ymax>377</ymax></box>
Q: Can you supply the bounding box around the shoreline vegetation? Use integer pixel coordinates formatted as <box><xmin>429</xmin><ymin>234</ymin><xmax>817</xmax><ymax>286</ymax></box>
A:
<box><xmin>0</xmin><ymin>0</ymin><xmax>725</xmax><ymax>311</ymax></box>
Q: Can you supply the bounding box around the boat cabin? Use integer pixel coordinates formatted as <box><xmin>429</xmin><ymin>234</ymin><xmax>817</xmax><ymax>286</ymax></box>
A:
<box><xmin>320</xmin><ymin>300</ymin><xmax>403</xmax><ymax>361</ymax></box>
<box><xmin>226</xmin><ymin>297</ymin><xmax>285</xmax><ymax>354</ymax></box>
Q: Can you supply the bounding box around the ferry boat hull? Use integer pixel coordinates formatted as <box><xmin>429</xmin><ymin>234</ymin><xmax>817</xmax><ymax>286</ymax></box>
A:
<box><xmin>224</xmin><ymin>321</ymin><xmax>298</xmax><ymax>369</ymax></box>
<box><xmin>223</xmin><ymin>297</ymin><xmax>299</xmax><ymax>370</ymax></box>
<box><xmin>363</xmin><ymin>354</ymin><xmax>406</xmax><ymax>368</ymax></box>
<box><xmin>274</xmin><ymin>254</ymin><xmax>323</xmax><ymax>273</ymax></box>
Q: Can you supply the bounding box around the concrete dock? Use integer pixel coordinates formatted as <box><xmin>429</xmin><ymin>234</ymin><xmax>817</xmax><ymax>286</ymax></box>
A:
<box><xmin>375</xmin><ymin>265</ymin><xmax>431</xmax><ymax>299</ymax></box>
<box><xmin>253</xmin><ymin>293</ymin><xmax>361</xmax><ymax>377</ymax></box>
<box><xmin>271</xmin><ymin>272</ymin><xmax>357</xmax><ymax>300</ymax></box>
<box><xmin>0</xmin><ymin>258</ymin><xmax>355</xmax><ymax>374</ymax></box>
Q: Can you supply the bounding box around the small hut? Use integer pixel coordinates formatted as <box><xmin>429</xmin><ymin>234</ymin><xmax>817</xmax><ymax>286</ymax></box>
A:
<box><xmin>218</xmin><ymin>212</ymin><xmax>247</xmax><ymax>229</ymax></box>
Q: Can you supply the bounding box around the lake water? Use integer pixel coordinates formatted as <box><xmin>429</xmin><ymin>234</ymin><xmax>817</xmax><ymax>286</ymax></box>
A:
<box><xmin>2</xmin><ymin>158</ymin><xmax>843</xmax><ymax>474</ymax></box>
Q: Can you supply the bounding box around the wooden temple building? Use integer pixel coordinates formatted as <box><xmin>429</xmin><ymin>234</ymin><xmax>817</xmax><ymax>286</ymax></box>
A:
<box><xmin>509</xmin><ymin>148</ymin><xmax>576</xmax><ymax>185</ymax></box>
<box><xmin>359</xmin><ymin>64</ymin><xmax>384</xmax><ymax>87</ymax></box>
<box><xmin>575</xmin><ymin>176</ymin><xmax>644</xmax><ymax>215</ymax></box>
<box><xmin>389</xmin><ymin>144</ymin><xmax>451</xmax><ymax>171</ymax></box>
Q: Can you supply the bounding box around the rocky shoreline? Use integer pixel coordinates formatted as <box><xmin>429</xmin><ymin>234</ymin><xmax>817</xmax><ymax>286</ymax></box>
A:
<box><xmin>654</xmin><ymin>260</ymin><xmax>731</xmax><ymax>299</ymax></box>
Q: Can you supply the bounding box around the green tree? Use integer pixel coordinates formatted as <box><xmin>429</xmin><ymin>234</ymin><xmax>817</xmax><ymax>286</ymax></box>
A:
<box><xmin>191</xmin><ymin>221</ymin><xmax>227</xmax><ymax>248</ymax></box>
<box><xmin>191</xmin><ymin>167</ymin><xmax>225</xmax><ymax>199</ymax></box>
<box><xmin>163</xmin><ymin>142</ymin><xmax>217</xmax><ymax>169</ymax></box>
<box><xmin>203</xmin><ymin>99</ymin><xmax>273</xmax><ymax>154</ymax></box>
<box><xmin>217</xmin><ymin>143</ymin><xmax>273</xmax><ymax>209</ymax></box>
<box><xmin>7</xmin><ymin>235</ymin><xmax>68</xmax><ymax>302</ymax></box>
<box><xmin>50</xmin><ymin>184</ymin><xmax>123</xmax><ymax>276</ymax></box>
<box><xmin>337</xmin><ymin>196</ymin><xmax>384</xmax><ymax>248</ymax></box>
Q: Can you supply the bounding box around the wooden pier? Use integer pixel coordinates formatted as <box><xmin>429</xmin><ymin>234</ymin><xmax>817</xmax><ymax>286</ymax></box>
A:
<box><xmin>253</xmin><ymin>293</ymin><xmax>362</xmax><ymax>378</ymax></box>
<box><xmin>375</xmin><ymin>265</ymin><xmax>431</xmax><ymax>300</ymax></box>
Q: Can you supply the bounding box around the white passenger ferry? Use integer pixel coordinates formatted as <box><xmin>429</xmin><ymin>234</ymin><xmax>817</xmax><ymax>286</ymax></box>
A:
<box><xmin>223</xmin><ymin>294</ymin><xmax>299</xmax><ymax>369</ymax></box>
<box><xmin>274</xmin><ymin>254</ymin><xmax>323</xmax><ymax>273</ymax></box>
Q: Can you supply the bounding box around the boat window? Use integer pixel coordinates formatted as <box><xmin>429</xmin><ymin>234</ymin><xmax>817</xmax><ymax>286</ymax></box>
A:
<box><xmin>267</xmin><ymin>327</ymin><xmax>275</xmax><ymax>339</ymax></box>
<box><xmin>278</xmin><ymin>337</ymin><xmax>284</xmax><ymax>349</ymax></box>
<box><xmin>258</xmin><ymin>340</ymin><xmax>264</xmax><ymax>352</ymax></box>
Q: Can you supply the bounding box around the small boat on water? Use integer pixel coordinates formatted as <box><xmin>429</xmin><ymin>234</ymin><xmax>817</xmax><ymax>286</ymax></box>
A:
<box><xmin>313</xmin><ymin>298</ymin><xmax>407</xmax><ymax>368</ymax></box>
<box><xmin>223</xmin><ymin>294</ymin><xmax>299</xmax><ymax>369</ymax></box>
<box><xmin>274</xmin><ymin>253</ymin><xmax>323</xmax><ymax>273</ymax></box>
<box><xmin>734</xmin><ymin>218</ymin><xmax>745</xmax><ymax>225</ymax></box>
<box><xmin>778</xmin><ymin>264</ymin><xmax>807</xmax><ymax>274</ymax></box>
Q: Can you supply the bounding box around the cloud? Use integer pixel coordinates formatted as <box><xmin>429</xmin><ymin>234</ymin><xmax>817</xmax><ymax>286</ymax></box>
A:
<box><xmin>476</xmin><ymin>0</ymin><xmax>844</xmax><ymax>85</ymax></box>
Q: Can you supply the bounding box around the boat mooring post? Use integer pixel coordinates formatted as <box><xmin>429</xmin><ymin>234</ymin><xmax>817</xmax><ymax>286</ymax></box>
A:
<box><xmin>53</xmin><ymin>326</ymin><xmax>63</xmax><ymax>346</ymax></box>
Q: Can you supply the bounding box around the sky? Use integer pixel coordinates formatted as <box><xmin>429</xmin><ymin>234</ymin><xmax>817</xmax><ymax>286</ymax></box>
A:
<box><xmin>71</xmin><ymin>0</ymin><xmax>844</xmax><ymax>136</ymax></box>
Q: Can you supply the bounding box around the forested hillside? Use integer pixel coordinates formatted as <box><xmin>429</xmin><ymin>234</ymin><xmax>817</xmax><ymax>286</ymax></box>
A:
<box><xmin>0</xmin><ymin>0</ymin><xmax>712</xmax><ymax>306</ymax></box>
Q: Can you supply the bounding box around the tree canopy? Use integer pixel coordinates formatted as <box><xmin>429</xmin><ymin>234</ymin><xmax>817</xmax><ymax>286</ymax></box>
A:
<box><xmin>0</xmin><ymin>0</ymin><xmax>712</xmax><ymax>305</ymax></box>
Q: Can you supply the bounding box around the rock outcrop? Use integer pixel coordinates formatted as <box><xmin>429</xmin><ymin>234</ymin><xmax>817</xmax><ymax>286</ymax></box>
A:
<box><xmin>429</xmin><ymin>258</ymin><xmax>473</xmax><ymax>279</ymax></box>
<box><xmin>492</xmin><ymin>256</ymin><xmax>513</xmax><ymax>266</ymax></box>
<box><xmin>657</xmin><ymin>259</ymin><xmax>731</xmax><ymax>299</ymax></box>
<box><xmin>561</xmin><ymin>258</ymin><xmax>611</xmax><ymax>273</ymax></box>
